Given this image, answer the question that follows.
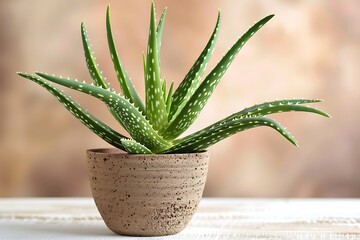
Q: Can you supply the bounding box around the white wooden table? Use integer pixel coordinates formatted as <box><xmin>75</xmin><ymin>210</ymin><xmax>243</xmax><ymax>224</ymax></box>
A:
<box><xmin>0</xmin><ymin>198</ymin><xmax>359</xmax><ymax>239</ymax></box>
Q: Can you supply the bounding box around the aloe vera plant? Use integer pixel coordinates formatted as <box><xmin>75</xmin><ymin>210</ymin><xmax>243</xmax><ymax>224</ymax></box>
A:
<box><xmin>18</xmin><ymin>2</ymin><xmax>329</xmax><ymax>154</ymax></box>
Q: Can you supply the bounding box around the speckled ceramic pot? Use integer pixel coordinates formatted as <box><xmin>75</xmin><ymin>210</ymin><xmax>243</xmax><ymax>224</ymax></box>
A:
<box><xmin>86</xmin><ymin>148</ymin><xmax>209</xmax><ymax>236</ymax></box>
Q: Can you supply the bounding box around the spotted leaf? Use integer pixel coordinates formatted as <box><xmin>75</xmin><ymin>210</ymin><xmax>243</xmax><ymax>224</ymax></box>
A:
<box><xmin>162</xmin><ymin>15</ymin><xmax>274</xmax><ymax>140</ymax></box>
<box><xmin>106</xmin><ymin>6</ymin><xmax>145</xmax><ymax>113</ymax></box>
<box><xmin>221</xmin><ymin>99</ymin><xmax>330</xmax><ymax>124</ymax></box>
<box><xmin>169</xmin><ymin>11</ymin><xmax>221</xmax><ymax>122</ymax></box>
<box><xmin>82</xmin><ymin>22</ymin><xmax>128</xmax><ymax>128</ymax></box>
<box><xmin>18</xmin><ymin>3</ymin><xmax>331</xmax><ymax>155</ymax></box>
<box><xmin>145</xmin><ymin>2</ymin><xmax>168</xmax><ymax>132</ymax></box>
<box><xmin>156</xmin><ymin>7</ymin><xmax>167</xmax><ymax>58</ymax></box>
<box><xmin>17</xmin><ymin>73</ymin><xmax>126</xmax><ymax>150</ymax></box>
<box><xmin>165</xmin><ymin>99</ymin><xmax>330</xmax><ymax>152</ymax></box>
<box><xmin>121</xmin><ymin>139</ymin><xmax>153</xmax><ymax>154</ymax></box>
<box><xmin>81</xmin><ymin>23</ymin><xmax>108</xmax><ymax>89</ymax></box>
<box><xmin>163</xmin><ymin>117</ymin><xmax>296</xmax><ymax>153</ymax></box>
<box><xmin>35</xmin><ymin>72</ymin><xmax>172</xmax><ymax>153</ymax></box>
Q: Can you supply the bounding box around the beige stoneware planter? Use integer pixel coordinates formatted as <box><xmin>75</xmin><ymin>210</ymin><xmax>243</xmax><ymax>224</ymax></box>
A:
<box><xmin>86</xmin><ymin>148</ymin><xmax>209</xmax><ymax>236</ymax></box>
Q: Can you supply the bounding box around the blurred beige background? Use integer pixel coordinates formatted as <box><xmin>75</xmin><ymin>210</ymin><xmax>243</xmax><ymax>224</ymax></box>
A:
<box><xmin>0</xmin><ymin>0</ymin><xmax>359</xmax><ymax>197</ymax></box>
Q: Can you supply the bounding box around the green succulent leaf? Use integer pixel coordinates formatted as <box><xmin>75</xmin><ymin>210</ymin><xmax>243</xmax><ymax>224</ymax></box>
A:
<box><xmin>145</xmin><ymin>2</ymin><xmax>168</xmax><ymax>132</ymax></box>
<box><xmin>17</xmin><ymin>73</ymin><xmax>126</xmax><ymax>150</ymax></box>
<box><xmin>169</xmin><ymin>11</ymin><xmax>221</xmax><ymax>122</ymax></box>
<box><xmin>164</xmin><ymin>117</ymin><xmax>296</xmax><ymax>153</ymax></box>
<box><xmin>142</xmin><ymin>52</ymin><xmax>147</xmax><ymax>83</ymax></box>
<box><xmin>156</xmin><ymin>7</ymin><xmax>167</xmax><ymax>58</ymax></box>
<box><xmin>106</xmin><ymin>6</ymin><xmax>145</xmax><ymax>114</ymax></box>
<box><xmin>81</xmin><ymin>23</ymin><xmax>109</xmax><ymax>89</ymax></box>
<box><xmin>225</xmin><ymin>99</ymin><xmax>330</xmax><ymax>121</ymax></box>
<box><xmin>35</xmin><ymin>72</ymin><xmax>172</xmax><ymax>152</ymax></box>
<box><xmin>161</xmin><ymin>79</ymin><xmax>167</xmax><ymax>101</ymax></box>
<box><xmin>165</xmin><ymin>81</ymin><xmax>174</xmax><ymax>113</ymax></box>
<box><xmin>82</xmin><ymin>22</ymin><xmax>128</xmax><ymax>128</ymax></box>
<box><xmin>121</xmin><ymin>139</ymin><xmax>153</xmax><ymax>154</ymax></box>
<box><xmin>18</xmin><ymin>3</ymin><xmax>330</xmax><ymax>155</ymax></box>
<box><xmin>163</xmin><ymin>98</ymin><xmax>330</xmax><ymax>153</ymax></box>
<box><xmin>162</xmin><ymin>15</ymin><xmax>274</xmax><ymax>140</ymax></box>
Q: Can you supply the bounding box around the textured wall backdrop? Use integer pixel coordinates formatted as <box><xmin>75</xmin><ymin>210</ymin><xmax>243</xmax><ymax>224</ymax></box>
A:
<box><xmin>0</xmin><ymin>0</ymin><xmax>359</xmax><ymax>197</ymax></box>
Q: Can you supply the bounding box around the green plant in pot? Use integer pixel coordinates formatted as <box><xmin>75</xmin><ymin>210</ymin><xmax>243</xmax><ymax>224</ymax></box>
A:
<box><xmin>18</xmin><ymin>1</ymin><xmax>329</xmax><ymax>237</ymax></box>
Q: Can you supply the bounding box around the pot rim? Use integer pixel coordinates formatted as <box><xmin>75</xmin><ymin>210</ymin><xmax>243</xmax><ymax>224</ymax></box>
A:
<box><xmin>86</xmin><ymin>148</ymin><xmax>209</xmax><ymax>156</ymax></box>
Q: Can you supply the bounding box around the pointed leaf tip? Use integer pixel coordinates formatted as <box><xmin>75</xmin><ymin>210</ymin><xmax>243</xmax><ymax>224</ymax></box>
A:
<box><xmin>145</xmin><ymin>0</ymin><xmax>168</xmax><ymax>131</ymax></box>
<box><xmin>165</xmin><ymin>14</ymin><xmax>279</xmax><ymax>139</ymax></box>
<box><xmin>18</xmin><ymin>73</ymin><xmax>127</xmax><ymax>150</ymax></box>
<box><xmin>326</xmin><ymin>113</ymin><xmax>332</xmax><ymax>118</ymax></box>
<box><xmin>168</xmin><ymin>10</ymin><xmax>221</xmax><ymax>125</ymax></box>
<box><xmin>106</xmin><ymin>9</ymin><xmax>145</xmax><ymax>112</ymax></box>
<box><xmin>35</xmin><ymin>72</ymin><xmax>46</xmax><ymax>78</ymax></box>
<box><xmin>34</xmin><ymin>72</ymin><xmax>170</xmax><ymax>152</ymax></box>
<box><xmin>106</xmin><ymin>6</ymin><xmax>110</xmax><ymax>19</ymax></box>
<box><xmin>106</xmin><ymin>6</ymin><xmax>110</xmax><ymax>17</ymax></box>
<box><xmin>151</xmin><ymin>1</ymin><xmax>155</xmax><ymax>9</ymax></box>
<box><xmin>265</xmin><ymin>14</ymin><xmax>275</xmax><ymax>20</ymax></box>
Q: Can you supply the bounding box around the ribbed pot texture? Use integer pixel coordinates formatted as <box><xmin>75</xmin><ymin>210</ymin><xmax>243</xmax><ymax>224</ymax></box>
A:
<box><xmin>86</xmin><ymin>148</ymin><xmax>209</xmax><ymax>236</ymax></box>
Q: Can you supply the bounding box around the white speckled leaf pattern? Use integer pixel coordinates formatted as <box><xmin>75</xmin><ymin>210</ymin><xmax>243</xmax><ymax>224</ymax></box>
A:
<box><xmin>194</xmin><ymin>99</ymin><xmax>329</xmax><ymax>134</ymax></box>
<box><xmin>231</xmin><ymin>99</ymin><xmax>330</xmax><ymax>118</ymax></box>
<box><xmin>170</xmin><ymin>99</ymin><xmax>330</xmax><ymax>152</ymax></box>
<box><xmin>35</xmin><ymin>73</ymin><xmax>171</xmax><ymax>152</ymax></box>
<box><xmin>162</xmin><ymin>15</ymin><xmax>274</xmax><ymax>140</ymax></box>
<box><xmin>145</xmin><ymin>2</ymin><xmax>168</xmax><ymax>132</ymax></box>
<box><xmin>81</xmin><ymin>23</ymin><xmax>108</xmax><ymax>89</ymax></box>
<box><xmin>82</xmin><ymin>22</ymin><xmax>128</xmax><ymax>128</ymax></box>
<box><xmin>120</xmin><ymin>139</ymin><xmax>153</xmax><ymax>154</ymax></box>
<box><xmin>17</xmin><ymin>73</ymin><xmax>126</xmax><ymax>150</ymax></box>
<box><xmin>166</xmin><ymin>117</ymin><xmax>296</xmax><ymax>153</ymax></box>
<box><xmin>169</xmin><ymin>12</ymin><xmax>221</xmax><ymax>122</ymax></box>
<box><xmin>106</xmin><ymin>7</ymin><xmax>145</xmax><ymax>114</ymax></box>
<box><xmin>156</xmin><ymin>7</ymin><xmax>167</xmax><ymax>58</ymax></box>
<box><xmin>17</xmin><ymin>3</ymin><xmax>330</xmax><ymax>154</ymax></box>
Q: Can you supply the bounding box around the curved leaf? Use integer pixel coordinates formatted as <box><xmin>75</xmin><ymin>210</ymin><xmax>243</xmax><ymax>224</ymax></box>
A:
<box><xmin>163</xmin><ymin>117</ymin><xmax>296</xmax><ymax>153</ymax></box>
<box><xmin>35</xmin><ymin>72</ymin><xmax>172</xmax><ymax>153</ymax></box>
<box><xmin>162</xmin><ymin>15</ymin><xmax>274</xmax><ymax>140</ymax></box>
<box><xmin>233</xmin><ymin>99</ymin><xmax>330</xmax><ymax>118</ymax></box>
<box><xmin>165</xmin><ymin>98</ymin><xmax>330</xmax><ymax>153</ymax></box>
<box><xmin>211</xmin><ymin>99</ymin><xmax>330</xmax><ymax>132</ymax></box>
<box><xmin>106</xmin><ymin>6</ymin><xmax>145</xmax><ymax>113</ymax></box>
<box><xmin>17</xmin><ymin>73</ymin><xmax>126</xmax><ymax>150</ymax></box>
<box><xmin>169</xmin><ymin>11</ymin><xmax>221</xmax><ymax>122</ymax></box>
<box><xmin>81</xmin><ymin>23</ymin><xmax>108</xmax><ymax>89</ymax></box>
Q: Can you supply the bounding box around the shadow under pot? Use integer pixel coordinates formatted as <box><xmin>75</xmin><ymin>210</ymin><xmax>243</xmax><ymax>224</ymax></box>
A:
<box><xmin>86</xmin><ymin>148</ymin><xmax>209</xmax><ymax>237</ymax></box>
